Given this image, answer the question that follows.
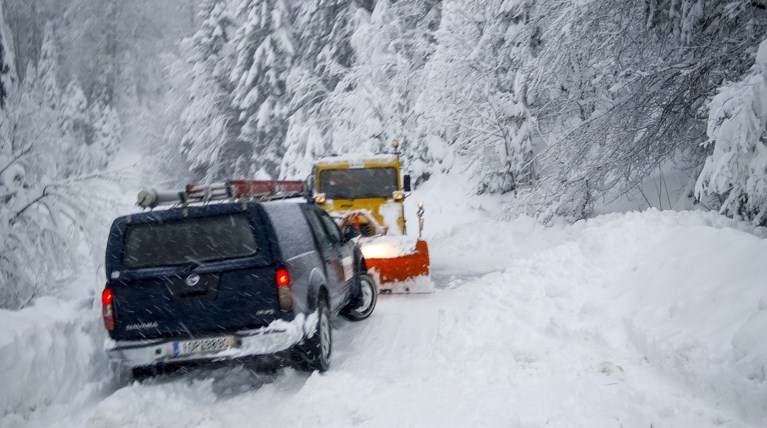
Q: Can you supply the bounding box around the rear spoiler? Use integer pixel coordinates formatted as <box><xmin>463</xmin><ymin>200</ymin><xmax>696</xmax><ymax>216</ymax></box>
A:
<box><xmin>137</xmin><ymin>180</ymin><xmax>309</xmax><ymax>209</ymax></box>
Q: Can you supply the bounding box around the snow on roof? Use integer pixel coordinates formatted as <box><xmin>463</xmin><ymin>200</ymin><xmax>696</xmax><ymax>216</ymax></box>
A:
<box><xmin>316</xmin><ymin>154</ymin><xmax>399</xmax><ymax>167</ymax></box>
<box><xmin>260</xmin><ymin>196</ymin><xmax>309</xmax><ymax>205</ymax></box>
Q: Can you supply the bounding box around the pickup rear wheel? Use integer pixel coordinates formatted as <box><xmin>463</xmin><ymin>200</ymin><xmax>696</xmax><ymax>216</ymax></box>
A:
<box><xmin>130</xmin><ymin>365</ymin><xmax>157</xmax><ymax>382</ymax></box>
<box><xmin>342</xmin><ymin>273</ymin><xmax>377</xmax><ymax>321</ymax></box>
<box><xmin>292</xmin><ymin>294</ymin><xmax>331</xmax><ymax>372</ymax></box>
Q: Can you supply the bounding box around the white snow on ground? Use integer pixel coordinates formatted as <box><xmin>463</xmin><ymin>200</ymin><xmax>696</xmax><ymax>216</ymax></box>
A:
<box><xmin>0</xmin><ymin>296</ymin><xmax>111</xmax><ymax>422</ymax></box>
<box><xmin>0</xmin><ymin>146</ymin><xmax>149</xmax><ymax>425</ymax></box>
<box><xmin>2</xmin><ymin>172</ymin><xmax>767</xmax><ymax>427</ymax></box>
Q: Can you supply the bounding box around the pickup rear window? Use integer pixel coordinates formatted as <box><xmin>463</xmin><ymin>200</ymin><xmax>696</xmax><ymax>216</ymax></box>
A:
<box><xmin>123</xmin><ymin>214</ymin><xmax>257</xmax><ymax>268</ymax></box>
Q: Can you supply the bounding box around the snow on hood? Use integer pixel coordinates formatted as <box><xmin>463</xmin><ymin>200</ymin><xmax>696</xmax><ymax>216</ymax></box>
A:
<box><xmin>378</xmin><ymin>200</ymin><xmax>403</xmax><ymax>235</ymax></box>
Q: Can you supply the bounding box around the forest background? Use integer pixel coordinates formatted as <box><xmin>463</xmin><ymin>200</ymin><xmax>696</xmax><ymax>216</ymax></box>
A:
<box><xmin>1</xmin><ymin>0</ymin><xmax>767</xmax><ymax>310</ymax></box>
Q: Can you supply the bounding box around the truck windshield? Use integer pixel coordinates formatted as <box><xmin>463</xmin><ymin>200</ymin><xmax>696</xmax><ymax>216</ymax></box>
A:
<box><xmin>319</xmin><ymin>168</ymin><xmax>398</xmax><ymax>199</ymax></box>
<box><xmin>123</xmin><ymin>214</ymin><xmax>257</xmax><ymax>268</ymax></box>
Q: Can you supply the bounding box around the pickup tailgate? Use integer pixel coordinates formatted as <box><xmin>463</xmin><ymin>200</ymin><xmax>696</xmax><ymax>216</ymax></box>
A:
<box><xmin>110</xmin><ymin>263</ymin><xmax>281</xmax><ymax>341</ymax></box>
<box><xmin>106</xmin><ymin>208</ymin><xmax>284</xmax><ymax>341</ymax></box>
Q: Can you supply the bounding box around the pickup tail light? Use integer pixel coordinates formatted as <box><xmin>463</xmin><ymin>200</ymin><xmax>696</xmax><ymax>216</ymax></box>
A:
<box><xmin>102</xmin><ymin>288</ymin><xmax>115</xmax><ymax>331</ymax></box>
<box><xmin>276</xmin><ymin>268</ymin><xmax>293</xmax><ymax>312</ymax></box>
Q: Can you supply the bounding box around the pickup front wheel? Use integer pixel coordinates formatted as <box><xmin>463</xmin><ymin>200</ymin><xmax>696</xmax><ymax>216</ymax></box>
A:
<box><xmin>342</xmin><ymin>273</ymin><xmax>377</xmax><ymax>321</ymax></box>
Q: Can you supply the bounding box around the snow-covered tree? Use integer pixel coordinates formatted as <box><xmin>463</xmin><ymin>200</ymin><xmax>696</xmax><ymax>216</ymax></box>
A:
<box><xmin>279</xmin><ymin>109</ymin><xmax>326</xmax><ymax>178</ymax></box>
<box><xmin>0</xmin><ymin>19</ymin><xmax>121</xmax><ymax>309</ymax></box>
<box><xmin>62</xmin><ymin>80</ymin><xmax>88</xmax><ymax>138</ymax></box>
<box><xmin>317</xmin><ymin>0</ymin><xmax>440</xmax><ymax>171</ymax></box>
<box><xmin>0</xmin><ymin>1</ymin><xmax>16</xmax><ymax>109</ymax></box>
<box><xmin>88</xmin><ymin>96</ymin><xmax>121</xmax><ymax>170</ymax></box>
<box><xmin>178</xmin><ymin>0</ymin><xmax>236</xmax><ymax>181</ymax></box>
<box><xmin>277</xmin><ymin>0</ymin><xmax>367</xmax><ymax>179</ymax></box>
<box><xmin>695</xmin><ymin>39</ymin><xmax>767</xmax><ymax>225</ymax></box>
<box><xmin>0</xmin><ymin>61</ymin><xmax>73</xmax><ymax>309</ymax></box>
<box><xmin>59</xmin><ymin>79</ymin><xmax>89</xmax><ymax>175</ymax></box>
<box><xmin>59</xmin><ymin>78</ymin><xmax>121</xmax><ymax>175</ymax></box>
<box><xmin>421</xmin><ymin>0</ymin><xmax>536</xmax><ymax>194</ymax></box>
<box><xmin>230</xmin><ymin>0</ymin><xmax>297</xmax><ymax>177</ymax></box>
<box><xmin>37</xmin><ymin>22</ymin><xmax>60</xmax><ymax>110</ymax></box>
<box><xmin>292</xmin><ymin>0</ymin><xmax>362</xmax><ymax>94</ymax></box>
<box><xmin>524</xmin><ymin>0</ymin><xmax>766</xmax><ymax>220</ymax></box>
<box><xmin>165</xmin><ymin>0</ymin><xmax>767</xmax><ymax>224</ymax></box>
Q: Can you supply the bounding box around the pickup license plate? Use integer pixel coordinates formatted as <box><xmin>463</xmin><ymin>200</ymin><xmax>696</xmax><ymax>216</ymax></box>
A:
<box><xmin>172</xmin><ymin>336</ymin><xmax>237</xmax><ymax>358</ymax></box>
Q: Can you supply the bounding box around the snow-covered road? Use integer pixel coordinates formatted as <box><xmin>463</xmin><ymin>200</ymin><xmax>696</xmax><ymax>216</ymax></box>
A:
<box><xmin>3</xmin><ymin>176</ymin><xmax>766</xmax><ymax>428</ymax></box>
<box><xmin>47</xmin><ymin>219</ymin><xmax>765</xmax><ymax>427</ymax></box>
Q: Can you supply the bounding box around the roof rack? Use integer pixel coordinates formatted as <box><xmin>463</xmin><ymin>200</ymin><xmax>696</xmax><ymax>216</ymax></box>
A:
<box><xmin>137</xmin><ymin>180</ymin><xmax>309</xmax><ymax>209</ymax></box>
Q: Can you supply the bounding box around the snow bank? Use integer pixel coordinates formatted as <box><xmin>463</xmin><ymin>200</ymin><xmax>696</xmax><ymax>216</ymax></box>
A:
<box><xmin>425</xmin><ymin>208</ymin><xmax>767</xmax><ymax>425</ymax></box>
<box><xmin>404</xmin><ymin>170</ymin><xmax>767</xmax><ymax>424</ymax></box>
<box><xmin>400</xmin><ymin>172</ymin><xmax>767</xmax><ymax>425</ymax></box>
<box><xmin>404</xmin><ymin>172</ymin><xmax>561</xmax><ymax>274</ymax></box>
<box><xmin>0</xmin><ymin>297</ymin><xmax>112</xmax><ymax>426</ymax></box>
<box><xmin>0</xmin><ymin>154</ymin><xmax>140</xmax><ymax>427</ymax></box>
<box><xmin>611</xmin><ymin>221</ymin><xmax>767</xmax><ymax>420</ymax></box>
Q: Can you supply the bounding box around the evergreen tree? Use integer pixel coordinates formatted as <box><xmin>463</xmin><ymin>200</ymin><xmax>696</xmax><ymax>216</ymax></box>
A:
<box><xmin>169</xmin><ymin>0</ymin><xmax>767</xmax><ymax>224</ymax></box>
<box><xmin>88</xmin><ymin>95</ymin><xmax>121</xmax><ymax>170</ymax></box>
<box><xmin>278</xmin><ymin>0</ymin><xmax>365</xmax><ymax>178</ymax></box>
<box><xmin>179</xmin><ymin>0</ymin><xmax>236</xmax><ymax>181</ymax></box>
<box><xmin>0</xmin><ymin>1</ymin><xmax>17</xmax><ymax>109</ymax></box>
<box><xmin>420</xmin><ymin>0</ymin><xmax>536</xmax><ymax>194</ymax></box>
<box><xmin>0</xmin><ymin>29</ymin><xmax>68</xmax><ymax>309</ymax></box>
<box><xmin>318</xmin><ymin>0</ymin><xmax>440</xmax><ymax>164</ymax></box>
<box><xmin>60</xmin><ymin>79</ymin><xmax>89</xmax><ymax>175</ymax></box>
<box><xmin>291</xmin><ymin>0</ymin><xmax>365</xmax><ymax>103</ymax></box>
<box><xmin>37</xmin><ymin>22</ymin><xmax>59</xmax><ymax>111</ymax></box>
<box><xmin>695</xmin><ymin>39</ymin><xmax>767</xmax><ymax>225</ymax></box>
<box><xmin>0</xmin><ymin>19</ymin><xmax>122</xmax><ymax>309</ymax></box>
<box><xmin>524</xmin><ymin>0</ymin><xmax>766</xmax><ymax>220</ymax></box>
<box><xmin>230</xmin><ymin>0</ymin><xmax>297</xmax><ymax>177</ymax></box>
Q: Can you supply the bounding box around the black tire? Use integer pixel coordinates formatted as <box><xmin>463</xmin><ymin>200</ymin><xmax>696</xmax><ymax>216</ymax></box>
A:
<box><xmin>130</xmin><ymin>365</ymin><xmax>156</xmax><ymax>382</ymax></box>
<box><xmin>342</xmin><ymin>273</ymin><xmax>377</xmax><ymax>321</ymax></box>
<box><xmin>292</xmin><ymin>294</ymin><xmax>331</xmax><ymax>372</ymax></box>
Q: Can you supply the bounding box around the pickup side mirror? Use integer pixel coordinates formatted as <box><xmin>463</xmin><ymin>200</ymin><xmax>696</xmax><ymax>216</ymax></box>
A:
<box><xmin>343</xmin><ymin>225</ymin><xmax>360</xmax><ymax>242</ymax></box>
<box><xmin>403</xmin><ymin>174</ymin><xmax>411</xmax><ymax>192</ymax></box>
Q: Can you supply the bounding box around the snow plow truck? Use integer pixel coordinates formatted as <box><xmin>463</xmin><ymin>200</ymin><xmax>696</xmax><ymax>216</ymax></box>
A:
<box><xmin>311</xmin><ymin>150</ymin><xmax>432</xmax><ymax>293</ymax></box>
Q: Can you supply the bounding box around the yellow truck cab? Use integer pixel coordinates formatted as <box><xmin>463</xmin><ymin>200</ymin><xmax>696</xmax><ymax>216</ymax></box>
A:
<box><xmin>312</xmin><ymin>154</ymin><xmax>411</xmax><ymax>236</ymax></box>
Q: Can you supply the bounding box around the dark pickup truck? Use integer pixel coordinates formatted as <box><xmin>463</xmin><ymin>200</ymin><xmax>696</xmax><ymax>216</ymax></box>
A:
<box><xmin>102</xmin><ymin>197</ymin><xmax>376</xmax><ymax>379</ymax></box>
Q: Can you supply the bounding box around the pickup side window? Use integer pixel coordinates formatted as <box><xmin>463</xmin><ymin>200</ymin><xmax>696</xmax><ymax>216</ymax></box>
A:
<box><xmin>262</xmin><ymin>203</ymin><xmax>315</xmax><ymax>259</ymax></box>
<box><xmin>303</xmin><ymin>208</ymin><xmax>334</xmax><ymax>254</ymax></box>
<box><xmin>318</xmin><ymin>211</ymin><xmax>342</xmax><ymax>243</ymax></box>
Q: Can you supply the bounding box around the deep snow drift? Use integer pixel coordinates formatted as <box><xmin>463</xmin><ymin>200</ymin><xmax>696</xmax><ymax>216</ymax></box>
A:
<box><xmin>1</xmin><ymin>173</ymin><xmax>766</xmax><ymax>427</ymax></box>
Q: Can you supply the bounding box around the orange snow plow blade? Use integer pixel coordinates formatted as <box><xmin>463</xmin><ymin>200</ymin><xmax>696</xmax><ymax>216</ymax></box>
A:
<box><xmin>363</xmin><ymin>239</ymin><xmax>432</xmax><ymax>293</ymax></box>
<box><xmin>366</xmin><ymin>239</ymin><xmax>429</xmax><ymax>283</ymax></box>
